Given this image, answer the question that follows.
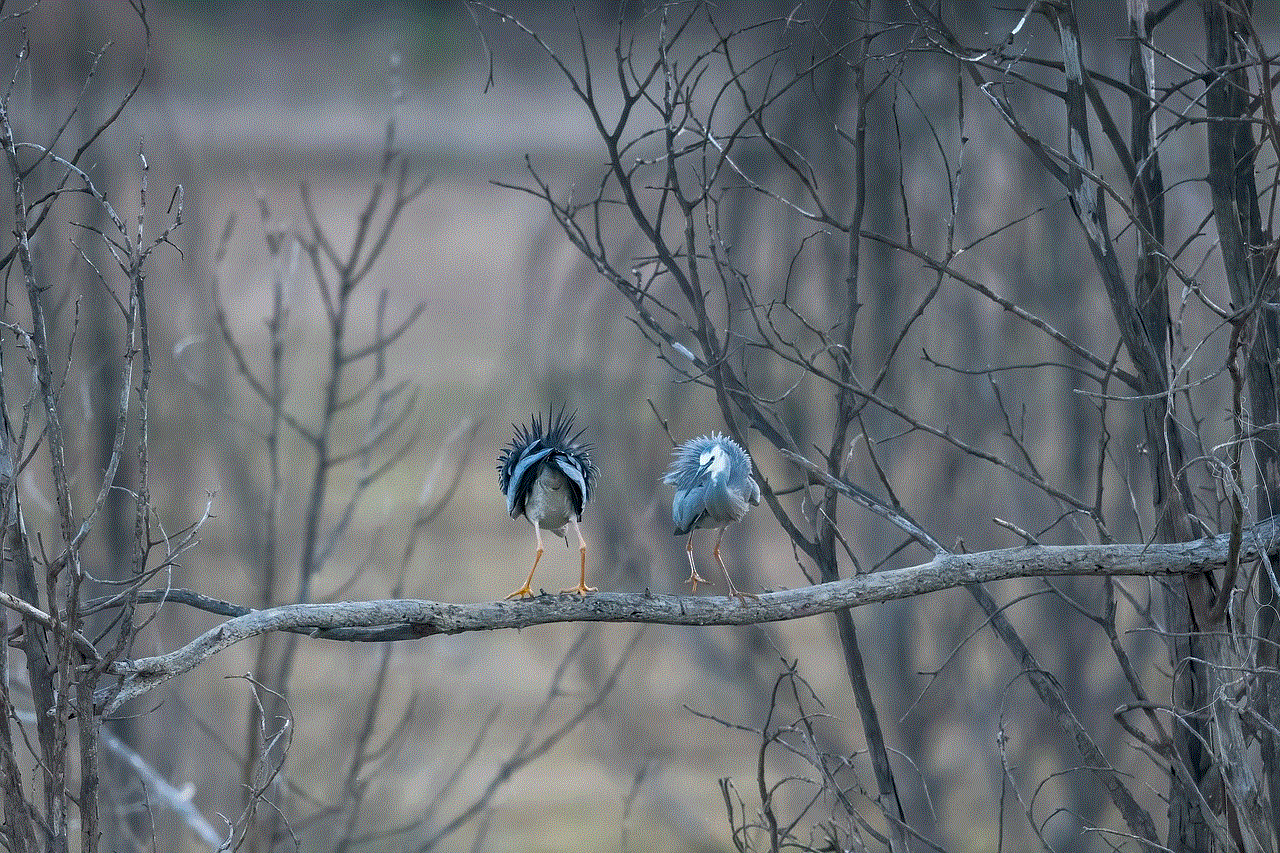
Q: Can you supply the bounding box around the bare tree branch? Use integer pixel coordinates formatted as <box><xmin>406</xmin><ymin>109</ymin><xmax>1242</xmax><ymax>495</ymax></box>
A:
<box><xmin>96</xmin><ymin>516</ymin><xmax>1280</xmax><ymax>716</ymax></box>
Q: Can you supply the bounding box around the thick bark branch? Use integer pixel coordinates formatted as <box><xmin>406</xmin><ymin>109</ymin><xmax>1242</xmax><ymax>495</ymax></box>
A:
<box><xmin>93</xmin><ymin>518</ymin><xmax>1280</xmax><ymax>715</ymax></box>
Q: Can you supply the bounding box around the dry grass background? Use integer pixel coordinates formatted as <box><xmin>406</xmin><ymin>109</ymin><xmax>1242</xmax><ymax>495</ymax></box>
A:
<box><xmin>4</xmin><ymin>2</ymin><xmax>1194</xmax><ymax>850</ymax></box>
<box><xmin>190</xmin><ymin>171</ymin><xmax>803</xmax><ymax>850</ymax></box>
<box><xmin>133</xmin><ymin>11</ymin><xmax>846</xmax><ymax>848</ymax></box>
<box><xmin>179</xmin><ymin>167</ymin><xmax>851</xmax><ymax>850</ymax></box>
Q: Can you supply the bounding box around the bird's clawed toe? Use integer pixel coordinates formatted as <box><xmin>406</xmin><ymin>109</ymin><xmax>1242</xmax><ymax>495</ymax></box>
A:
<box><xmin>685</xmin><ymin>570</ymin><xmax>712</xmax><ymax>593</ymax></box>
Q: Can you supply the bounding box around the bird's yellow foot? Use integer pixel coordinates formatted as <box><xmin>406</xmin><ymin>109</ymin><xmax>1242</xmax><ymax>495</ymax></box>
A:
<box><xmin>561</xmin><ymin>547</ymin><xmax>595</xmax><ymax>595</ymax></box>
<box><xmin>727</xmin><ymin>587</ymin><xmax>760</xmax><ymax>604</ymax></box>
<box><xmin>506</xmin><ymin>550</ymin><xmax>544</xmax><ymax>600</ymax></box>
<box><xmin>686</xmin><ymin>570</ymin><xmax>712</xmax><ymax>593</ymax></box>
<box><xmin>505</xmin><ymin>583</ymin><xmax>537</xmax><ymax>600</ymax></box>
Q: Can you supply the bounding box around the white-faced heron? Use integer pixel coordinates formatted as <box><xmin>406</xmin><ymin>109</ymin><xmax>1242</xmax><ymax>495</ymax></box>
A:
<box><xmin>664</xmin><ymin>433</ymin><xmax>760</xmax><ymax>601</ymax></box>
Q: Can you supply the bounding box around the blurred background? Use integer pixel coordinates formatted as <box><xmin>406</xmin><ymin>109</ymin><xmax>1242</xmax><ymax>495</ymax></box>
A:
<box><xmin>4</xmin><ymin>1</ymin><xmax>1276</xmax><ymax>851</ymax></box>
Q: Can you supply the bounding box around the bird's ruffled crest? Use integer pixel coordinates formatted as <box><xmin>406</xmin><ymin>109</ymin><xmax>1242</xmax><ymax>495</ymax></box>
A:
<box><xmin>663</xmin><ymin>432</ymin><xmax>750</xmax><ymax>488</ymax></box>
<box><xmin>665</xmin><ymin>432</ymin><xmax>758</xmax><ymax>534</ymax></box>
<box><xmin>498</xmin><ymin>407</ymin><xmax>598</xmax><ymax>518</ymax></box>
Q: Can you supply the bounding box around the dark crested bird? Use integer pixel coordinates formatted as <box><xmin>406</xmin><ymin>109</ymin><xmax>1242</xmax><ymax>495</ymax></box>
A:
<box><xmin>664</xmin><ymin>433</ymin><xmax>760</xmax><ymax>601</ymax></box>
<box><xmin>498</xmin><ymin>409</ymin><xmax>598</xmax><ymax>599</ymax></box>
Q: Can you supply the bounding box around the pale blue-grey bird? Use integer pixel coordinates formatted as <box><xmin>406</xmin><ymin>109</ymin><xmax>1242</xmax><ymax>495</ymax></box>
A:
<box><xmin>664</xmin><ymin>433</ymin><xmax>760</xmax><ymax>601</ymax></box>
<box><xmin>498</xmin><ymin>410</ymin><xmax>597</xmax><ymax>599</ymax></box>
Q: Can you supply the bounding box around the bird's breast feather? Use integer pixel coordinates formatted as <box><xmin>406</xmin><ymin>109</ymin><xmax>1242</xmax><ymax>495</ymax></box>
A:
<box><xmin>672</xmin><ymin>480</ymin><xmax>710</xmax><ymax>534</ymax></box>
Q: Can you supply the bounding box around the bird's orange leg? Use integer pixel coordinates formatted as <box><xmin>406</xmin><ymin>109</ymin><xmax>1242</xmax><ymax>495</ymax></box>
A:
<box><xmin>713</xmin><ymin>528</ymin><xmax>758</xmax><ymax>603</ymax></box>
<box><xmin>685</xmin><ymin>532</ymin><xmax>712</xmax><ymax>592</ymax></box>
<box><xmin>506</xmin><ymin>525</ymin><xmax>545</xmax><ymax>599</ymax></box>
<box><xmin>560</xmin><ymin>518</ymin><xmax>597</xmax><ymax>595</ymax></box>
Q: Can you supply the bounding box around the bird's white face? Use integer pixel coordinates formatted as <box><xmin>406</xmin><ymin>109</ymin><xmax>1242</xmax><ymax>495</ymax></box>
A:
<box><xmin>699</xmin><ymin>445</ymin><xmax>730</xmax><ymax>481</ymax></box>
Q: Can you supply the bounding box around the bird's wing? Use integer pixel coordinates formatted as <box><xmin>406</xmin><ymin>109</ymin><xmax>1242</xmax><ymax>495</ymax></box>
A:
<box><xmin>672</xmin><ymin>480</ymin><xmax>710</xmax><ymax>534</ymax></box>
<box><xmin>747</xmin><ymin>475</ymin><xmax>761</xmax><ymax>506</ymax></box>
<box><xmin>551</xmin><ymin>453</ymin><xmax>592</xmax><ymax>517</ymax></box>
<box><xmin>505</xmin><ymin>446</ymin><xmax>555</xmax><ymax>517</ymax></box>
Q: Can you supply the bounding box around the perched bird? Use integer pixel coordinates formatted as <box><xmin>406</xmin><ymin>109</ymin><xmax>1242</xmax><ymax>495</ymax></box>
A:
<box><xmin>498</xmin><ymin>409</ymin><xmax>598</xmax><ymax>599</ymax></box>
<box><xmin>664</xmin><ymin>433</ymin><xmax>761</xmax><ymax>601</ymax></box>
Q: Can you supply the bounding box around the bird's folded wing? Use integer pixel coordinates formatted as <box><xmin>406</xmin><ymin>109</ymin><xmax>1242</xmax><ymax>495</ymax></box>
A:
<box><xmin>505</xmin><ymin>446</ymin><xmax>555</xmax><ymax>517</ymax></box>
<box><xmin>552</xmin><ymin>455</ymin><xmax>592</xmax><ymax>516</ymax></box>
